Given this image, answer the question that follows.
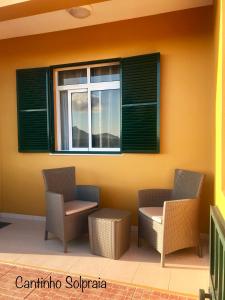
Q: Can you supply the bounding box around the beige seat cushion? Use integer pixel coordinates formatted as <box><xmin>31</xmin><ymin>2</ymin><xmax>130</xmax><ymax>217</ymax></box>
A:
<box><xmin>64</xmin><ymin>200</ymin><xmax>98</xmax><ymax>216</ymax></box>
<box><xmin>139</xmin><ymin>207</ymin><xmax>163</xmax><ymax>224</ymax></box>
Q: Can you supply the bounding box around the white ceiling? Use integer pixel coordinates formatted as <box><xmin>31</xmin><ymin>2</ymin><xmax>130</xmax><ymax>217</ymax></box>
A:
<box><xmin>0</xmin><ymin>0</ymin><xmax>28</xmax><ymax>8</ymax></box>
<box><xmin>0</xmin><ymin>0</ymin><xmax>213</xmax><ymax>40</ymax></box>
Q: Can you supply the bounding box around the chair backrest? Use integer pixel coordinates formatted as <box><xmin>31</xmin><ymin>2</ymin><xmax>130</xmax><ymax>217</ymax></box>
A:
<box><xmin>171</xmin><ymin>169</ymin><xmax>204</xmax><ymax>200</ymax></box>
<box><xmin>42</xmin><ymin>167</ymin><xmax>75</xmax><ymax>202</ymax></box>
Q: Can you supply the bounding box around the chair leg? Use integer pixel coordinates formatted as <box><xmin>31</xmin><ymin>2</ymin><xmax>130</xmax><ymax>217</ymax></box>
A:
<box><xmin>161</xmin><ymin>253</ymin><xmax>165</xmax><ymax>267</ymax></box>
<box><xmin>197</xmin><ymin>242</ymin><xmax>203</xmax><ymax>258</ymax></box>
<box><xmin>138</xmin><ymin>234</ymin><xmax>141</xmax><ymax>248</ymax></box>
<box><xmin>44</xmin><ymin>230</ymin><xmax>48</xmax><ymax>240</ymax></box>
<box><xmin>63</xmin><ymin>241</ymin><xmax>68</xmax><ymax>253</ymax></box>
<box><xmin>137</xmin><ymin>215</ymin><xmax>141</xmax><ymax>248</ymax></box>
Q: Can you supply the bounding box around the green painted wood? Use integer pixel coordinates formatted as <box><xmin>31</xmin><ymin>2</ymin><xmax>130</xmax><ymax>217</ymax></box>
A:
<box><xmin>17</xmin><ymin>67</ymin><xmax>50</xmax><ymax>152</ymax></box>
<box><xmin>218</xmin><ymin>241</ymin><xmax>223</xmax><ymax>300</ymax></box>
<box><xmin>121</xmin><ymin>53</ymin><xmax>160</xmax><ymax>153</ymax></box>
<box><xmin>211</xmin><ymin>218</ymin><xmax>215</xmax><ymax>278</ymax></box>
<box><xmin>215</xmin><ymin>232</ymin><xmax>218</xmax><ymax>291</ymax></box>
<box><xmin>48</xmin><ymin>67</ymin><xmax>55</xmax><ymax>152</ymax></box>
<box><xmin>222</xmin><ymin>249</ymin><xmax>225</xmax><ymax>300</ymax></box>
<box><xmin>210</xmin><ymin>207</ymin><xmax>225</xmax><ymax>300</ymax></box>
<box><xmin>51</xmin><ymin>57</ymin><xmax>121</xmax><ymax>70</ymax></box>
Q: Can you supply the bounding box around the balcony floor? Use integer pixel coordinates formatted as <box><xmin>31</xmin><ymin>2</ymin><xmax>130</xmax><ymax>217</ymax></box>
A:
<box><xmin>0</xmin><ymin>216</ymin><xmax>209</xmax><ymax>296</ymax></box>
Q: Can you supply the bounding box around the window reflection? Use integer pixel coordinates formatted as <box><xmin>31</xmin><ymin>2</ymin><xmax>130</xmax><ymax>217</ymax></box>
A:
<box><xmin>91</xmin><ymin>89</ymin><xmax>120</xmax><ymax>148</ymax></box>
<box><xmin>58</xmin><ymin>69</ymin><xmax>87</xmax><ymax>86</ymax></box>
<box><xmin>71</xmin><ymin>91</ymin><xmax>89</xmax><ymax>148</ymax></box>
<box><xmin>91</xmin><ymin>65</ymin><xmax>120</xmax><ymax>83</ymax></box>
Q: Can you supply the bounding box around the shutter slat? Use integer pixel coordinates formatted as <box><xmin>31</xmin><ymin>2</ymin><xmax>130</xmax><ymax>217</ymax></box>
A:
<box><xmin>122</xmin><ymin>105</ymin><xmax>158</xmax><ymax>152</ymax></box>
<box><xmin>17</xmin><ymin>67</ymin><xmax>50</xmax><ymax>152</ymax></box>
<box><xmin>121</xmin><ymin>53</ymin><xmax>160</xmax><ymax>153</ymax></box>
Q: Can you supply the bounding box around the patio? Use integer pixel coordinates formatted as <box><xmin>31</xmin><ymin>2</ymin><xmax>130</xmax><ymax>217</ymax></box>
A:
<box><xmin>0</xmin><ymin>0</ymin><xmax>224</xmax><ymax>298</ymax></box>
<box><xmin>0</xmin><ymin>216</ymin><xmax>209</xmax><ymax>296</ymax></box>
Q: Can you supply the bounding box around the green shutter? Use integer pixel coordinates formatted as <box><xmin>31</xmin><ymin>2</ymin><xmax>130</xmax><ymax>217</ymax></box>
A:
<box><xmin>17</xmin><ymin>67</ymin><xmax>50</xmax><ymax>152</ymax></box>
<box><xmin>121</xmin><ymin>53</ymin><xmax>160</xmax><ymax>153</ymax></box>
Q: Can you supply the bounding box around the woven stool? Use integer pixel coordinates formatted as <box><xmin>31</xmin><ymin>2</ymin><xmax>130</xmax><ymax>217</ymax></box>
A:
<box><xmin>88</xmin><ymin>208</ymin><xmax>131</xmax><ymax>259</ymax></box>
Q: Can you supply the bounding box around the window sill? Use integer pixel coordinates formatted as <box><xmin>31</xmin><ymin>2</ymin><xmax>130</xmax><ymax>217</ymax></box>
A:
<box><xmin>50</xmin><ymin>151</ymin><xmax>123</xmax><ymax>156</ymax></box>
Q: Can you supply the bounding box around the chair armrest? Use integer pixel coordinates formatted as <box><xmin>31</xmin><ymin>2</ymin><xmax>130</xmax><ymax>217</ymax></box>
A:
<box><xmin>162</xmin><ymin>198</ymin><xmax>199</xmax><ymax>254</ymax></box>
<box><xmin>138</xmin><ymin>189</ymin><xmax>172</xmax><ymax>208</ymax></box>
<box><xmin>163</xmin><ymin>198</ymin><xmax>199</xmax><ymax>221</ymax></box>
<box><xmin>74</xmin><ymin>185</ymin><xmax>100</xmax><ymax>204</ymax></box>
<box><xmin>45</xmin><ymin>191</ymin><xmax>64</xmax><ymax>218</ymax></box>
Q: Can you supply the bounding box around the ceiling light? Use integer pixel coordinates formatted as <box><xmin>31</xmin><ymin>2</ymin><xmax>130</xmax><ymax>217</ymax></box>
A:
<box><xmin>67</xmin><ymin>5</ymin><xmax>92</xmax><ymax>19</ymax></box>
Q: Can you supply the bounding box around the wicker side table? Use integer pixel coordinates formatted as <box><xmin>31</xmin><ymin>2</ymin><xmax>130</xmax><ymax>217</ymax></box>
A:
<box><xmin>88</xmin><ymin>208</ymin><xmax>131</xmax><ymax>259</ymax></box>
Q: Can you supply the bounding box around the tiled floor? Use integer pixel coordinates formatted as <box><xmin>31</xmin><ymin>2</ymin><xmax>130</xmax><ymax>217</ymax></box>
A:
<box><xmin>0</xmin><ymin>217</ymin><xmax>209</xmax><ymax>297</ymax></box>
<box><xmin>0</xmin><ymin>262</ymin><xmax>197</xmax><ymax>299</ymax></box>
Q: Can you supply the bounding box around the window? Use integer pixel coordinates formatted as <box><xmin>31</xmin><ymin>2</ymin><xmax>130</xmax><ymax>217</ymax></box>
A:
<box><xmin>54</xmin><ymin>63</ymin><xmax>121</xmax><ymax>152</ymax></box>
<box><xmin>16</xmin><ymin>53</ymin><xmax>160</xmax><ymax>154</ymax></box>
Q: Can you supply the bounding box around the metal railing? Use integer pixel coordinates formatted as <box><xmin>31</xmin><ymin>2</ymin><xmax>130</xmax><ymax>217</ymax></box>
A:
<box><xmin>205</xmin><ymin>206</ymin><xmax>225</xmax><ymax>300</ymax></box>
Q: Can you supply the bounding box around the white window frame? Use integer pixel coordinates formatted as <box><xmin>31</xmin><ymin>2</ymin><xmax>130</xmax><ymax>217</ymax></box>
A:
<box><xmin>55</xmin><ymin>62</ymin><xmax>121</xmax><ymax>152</ymax></box>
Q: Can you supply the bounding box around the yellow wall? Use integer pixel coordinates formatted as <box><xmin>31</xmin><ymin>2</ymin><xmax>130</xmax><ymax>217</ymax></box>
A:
<box><xmin>0</xmin><ymin>126</ymin><xmax>2</xmax><ymax>212</ymax></box>
<box><xmin>215</xmin><ymin>0</ymin><xmax>225</xmax><ymax>217</ymax></box>
<box><xmin>0</xmin><ymin>6</ymin><xmax>214</xmax><ymax>231</ymax></box>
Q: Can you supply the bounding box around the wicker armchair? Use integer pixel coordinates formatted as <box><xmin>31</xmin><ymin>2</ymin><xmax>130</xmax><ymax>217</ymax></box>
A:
<box><xmin>138</xmin><ymin>169</ymin><xmax>204</xmax><ymax>267</ymax></box>
<box><xmin>42</xmin><ymin>167</ymin><xmax>100</xmax><ymax>252</ymax></box>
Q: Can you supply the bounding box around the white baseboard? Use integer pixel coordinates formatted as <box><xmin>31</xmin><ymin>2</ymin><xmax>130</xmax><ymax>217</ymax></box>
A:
<box><xmin>0</xmin><ymin>212</ymin><xmax>46</xmax><ymax>221</ymax></box>
<box><xmin>0</xmin><ymin>213</ymin><xmax>136</xmax><ymax>225</ymax></box>
<box><xmin>0</xmin><ymin>214</ymin><xmax>210</xmax><ymax>241</ymax></box>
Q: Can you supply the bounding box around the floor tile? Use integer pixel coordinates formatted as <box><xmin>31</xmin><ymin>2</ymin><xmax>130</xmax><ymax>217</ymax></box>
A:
<box><xmin>69</xmin><ymin>254</ymin><xmax>111</xmax><ymax>278</ymax></box>
<box><xmin>101</xmin><ymin>258</ymin><xmax>140</xmax><ymax>283</ymax></box>
<box><xmin>169</xmin><ymin>267</ymin><xmax>209</xmax><ymax>295</ymax></box>
<box><xmin>0</xmin><ymin>217</ymin><xmax>209</xmax><ymax>296</ymax></box>
<box><xmin>132</xmin><ymin>263</ymin><xmax>171</xmax><ymax>290</ymax></box>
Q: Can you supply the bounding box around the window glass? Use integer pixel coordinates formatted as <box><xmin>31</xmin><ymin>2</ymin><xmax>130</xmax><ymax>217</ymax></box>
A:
<box><xmin>71</xmin><ymin>91</ymin><xmax>89</xmax><ymax>148</ymax></box>
<box><xmin>56</xmin><ymin>63</ymin><xmax>121</xmax><ymax>152</ymax></box>
<box><xmin>91</xmin><ymin>89</ymin><xmax>120</xmax><ymax>148</ymax></box>
<box><xmin>58</xmin><ymin>69</ymin><xmax>87</xmax><ymax>86</ymax></box>
<box><xmin>90</xmin><ymin>65</ymin><xmax>120</xmax><ymax>83</ymax></box>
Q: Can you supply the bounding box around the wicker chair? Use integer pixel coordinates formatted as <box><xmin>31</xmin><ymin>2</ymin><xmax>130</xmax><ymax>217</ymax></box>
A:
<box><xmin>138</xmin><ymin>169</ymin><xmax>205</xmax><ymax>267</ymax></box>
<box><xmin>42</xmin><ymin>167</ymin><xmax>100</xmax><ymax>252</ymax></box>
